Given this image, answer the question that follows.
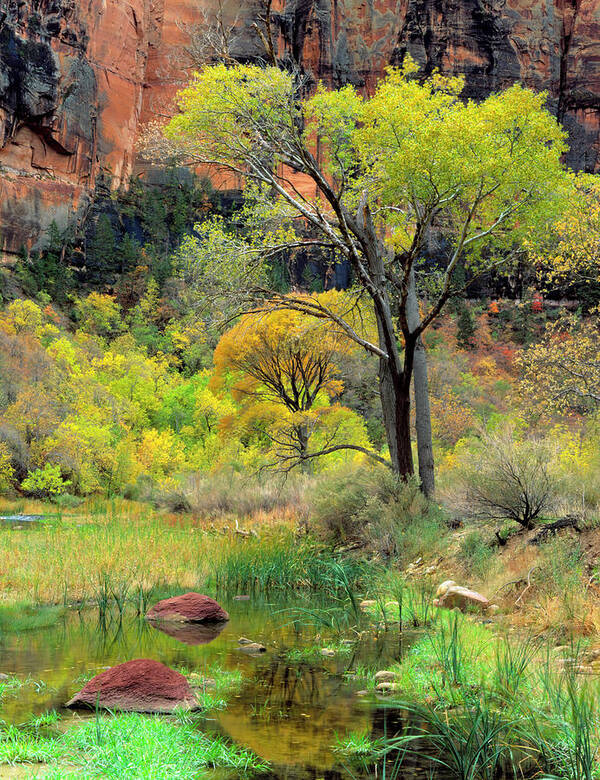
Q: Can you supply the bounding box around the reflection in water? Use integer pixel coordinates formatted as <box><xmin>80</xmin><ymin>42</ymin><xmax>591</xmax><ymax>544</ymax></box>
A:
<box><xmin>148</xmin><ymin>619</ymin><xmax>227</xmax><ymax>645</ymax></box>
<box><xmin>0</xmin><ymin>597</ymin><xmax>417</xmax><ymax>778</ymax></box>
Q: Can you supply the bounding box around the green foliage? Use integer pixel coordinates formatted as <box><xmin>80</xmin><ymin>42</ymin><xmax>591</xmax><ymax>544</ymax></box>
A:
<box><xmin>14</xmin><ymin>222</ymin><xmax>74</xmax><ymax>304</ymax></box>
<box><xmin>21</xmin><ymin>464</ymin><xmax>71</xmax><ymax>499</ymax></box>
<box><xmin>458</xmin><ymin>530</ymin><xmax>495</xmax><ymax>578</ymax></box>
<box><xmin>212</xmin><ymin>529</ymin><xmax>369</xmax><ymax>594</ymax></box>
<box><xmin>0</xmin><ymin>441</ymin><xmax>14</xmax><ymax>494</ymax></box>
<box><xmin>311</xmin><ymin>466</ymin><xmax>434</xmax><ymax>559</ymax></box>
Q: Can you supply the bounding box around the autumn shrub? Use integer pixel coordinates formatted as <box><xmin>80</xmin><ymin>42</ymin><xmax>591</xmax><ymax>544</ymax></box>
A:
<box><xmin>160</xmin><ymin>469</ymin><xmax>311</xmax><ymax>521</ymax></box>
<box><xmin>456</xmin><ymin>428</ymin><xmax>555</xmax><ymax>528</ymax></box>
<box><xmin>311</xmin><ymin>465</ymin><xmax>432</xmax><ymax>559</ymax></box>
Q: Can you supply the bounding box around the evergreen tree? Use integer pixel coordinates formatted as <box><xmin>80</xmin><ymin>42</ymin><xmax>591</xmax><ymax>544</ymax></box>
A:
<box><xmin>87</xmin><ymin>215</ymin><xmax>117</xmax><ymax>285</ymax></box>
<box><xmin>456</xmin><ymin>301</ymin><xmax>476</xmax><ymax>350</ymax></box>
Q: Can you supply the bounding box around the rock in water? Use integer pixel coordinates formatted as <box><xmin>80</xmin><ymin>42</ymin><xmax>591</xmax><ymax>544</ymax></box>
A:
<box><xmin>65</xmin><ymin>659</ymin><xmax>199</xmax><ymax>713</ymax></box>
<box><xmin>237</xmin><ymin>643</ymin><xmax>267</xmax><ymax>654</ymax></box>
<box><xmin>146</xmin><ymin>593</ymin><xmax>229</xmax><ymax>623</ymax></box>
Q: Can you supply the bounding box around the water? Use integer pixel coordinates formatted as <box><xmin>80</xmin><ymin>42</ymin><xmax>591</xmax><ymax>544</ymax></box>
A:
<box><xmin>0</xmin><ymin>596</ymin><xmax>418</xmax><ymax>778</ymax></box>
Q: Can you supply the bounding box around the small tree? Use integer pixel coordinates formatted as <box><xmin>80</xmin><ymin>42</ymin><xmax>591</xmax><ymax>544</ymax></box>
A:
<box><xmin>212</xmin><ymin>292</ymin><xmax>383</xmax><ymax>470</ymax></box>
<box><xmin>461</xmin><ymin>429</ymin><xmax>554</xmax><ymax>529</ymax></box>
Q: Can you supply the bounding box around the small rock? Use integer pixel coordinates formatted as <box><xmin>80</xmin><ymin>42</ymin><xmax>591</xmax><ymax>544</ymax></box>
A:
<box><xmin>0</xmin><ymin>673</ymin><xmax>9</xmax><ymax>681</ymax></box>
<box><xmin>188</xmin><ymin>673</ymin><xmax>216</xmax><ymax>688</ymax></box>
<box><xmin>436</xmin><ymin>582</ymin><xmax>490</xmax><ymax>613</ymax></box>
<box><xmin>586</xmin><ymin>647</ymin><xmax>600</xmax><ymax>661</ymax></box>
<box><xmin>486</xmin><ymin>604</ymin><xmax>500</xmax><ymax>615</ymax></box>
<box><xmin>424</xmin><ymin>566</ymin><xmax>437</xmax><ymax>575</ymax></box>
<box><xmin>376</xmin><ymin>681</ymin><xmax>401</xmax><ymax>693</ymax></box>
<box><xmin>233</xmin><ymin>595</ymin><xmax>250</xmax><ymax>601</ymax></box>
<box><xmin>321</xmin><ymin>648</ymin><xmax>335</xmax><ymax>657</ymax></box>
<box><xmin>355</xmin><ymin>689</ymin><xmax>368</xmax><ymax>696</ymax></box>
<box><xmin>374</xmin><ymin>670</ymin><xmax>397</xmax><ymax>683</ymax></box>
<box><xmin>340</xmin><ymin>639</ymin><xmax>355</xmax><ymax>646</ymax></box>
<box><xmin>238</xmin><ymin>637</ymin><xmax>254</xmax><ymax>645</ymax></box>
<box><xmin>359</xmin><ymin>599</ymin><xmax>377</xmax><ymax>610</ymax></box>
<box><xmin>237</xmin><ymin>643</ymin><xmax>266</xmax><ymax>654</ymax></box>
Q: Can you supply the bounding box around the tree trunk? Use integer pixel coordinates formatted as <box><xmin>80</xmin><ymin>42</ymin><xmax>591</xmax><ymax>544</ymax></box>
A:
<box><xmin>378</xmin><ymin>355</ymin><xmax>414</xmax><ymax>477</ymax></box>
<box><xmin>406</xmin><ymin>268</ymin><xmax>435</xmax><ymax>497</ymax></box>
<box><xmin>296</xmin><ymin>423</ymin><xmax>312</xmax><ymax>473</ymax></box>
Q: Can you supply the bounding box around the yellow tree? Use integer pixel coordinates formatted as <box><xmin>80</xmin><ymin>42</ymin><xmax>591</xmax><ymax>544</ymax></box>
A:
<box><xmin>212</xmin><ymin>292</ymin><xmax>384</xmax><ymax>470</ymax></box>
<box><xmin>529</xmin><ymin>173</ymin><xmax>600</xmax><ymax>290</ymax></box>
<box><xmin>516</xmin><ymin>313</ymin><xmax>600</xmax><ymax>418</ymax></box>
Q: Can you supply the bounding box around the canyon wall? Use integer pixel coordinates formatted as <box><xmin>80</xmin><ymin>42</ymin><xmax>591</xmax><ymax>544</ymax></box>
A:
<box><xmin>1</xmin><ymin>0</ymin><xmax>599</xmax><ymax>256</ymax></box>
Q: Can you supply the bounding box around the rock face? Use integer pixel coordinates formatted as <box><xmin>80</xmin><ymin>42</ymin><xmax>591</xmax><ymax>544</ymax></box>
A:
<box><xmin>1</xmin><ymin>0</ymin><xmax>600</xmax><ymax>255</ymax></box>
<box><xmin>65</xmin><ymin>659</ymin><xmax>199</xmax><ymax>713</ymax></box>
<box><xmin>146</xmin><ymin>592</ymin><xmax>229</xmax><ymax>623</ymax></box>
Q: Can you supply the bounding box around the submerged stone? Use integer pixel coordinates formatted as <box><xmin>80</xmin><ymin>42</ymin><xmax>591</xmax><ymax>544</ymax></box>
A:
<box><xmin>237</xmin><ymin>642</ymin><xmax>266</xmax><ymax>654</ymax></box>
<box><xmin>66</xmin><ymin>659</ymin><xmax>199</xmax><ymax>713</ymax></box>
<box><xmin>146</xmin><ymin>592</ymin><xmax>229</xmax><ymax>623</ymax></box>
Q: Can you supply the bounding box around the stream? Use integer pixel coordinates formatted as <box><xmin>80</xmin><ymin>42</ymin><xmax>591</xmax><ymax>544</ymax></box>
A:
<box><xmin>0</xmin><ymin>596</ymin><xmax>423</xmax><ymax>778</ymax></box>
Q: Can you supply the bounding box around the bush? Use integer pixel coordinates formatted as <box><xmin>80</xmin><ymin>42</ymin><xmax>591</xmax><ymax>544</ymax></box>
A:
<box><xmin>459</xmin><ymin>429</ymin><xmax>555</xmax><ymax>528</ymax></box>
<box><xmin>311</xmin><ymin>466</ymin><xmax>432</xmax><ymax>559</ymax></box>
<box><xmin>0</xmin><ymin>441</ymin><xmax>15</xmax><ymax>494</ymax></box>
<box><xmin>21</xmin><ymin>464</ymin><xmax>71</xmax><ymax>499</ymax></box>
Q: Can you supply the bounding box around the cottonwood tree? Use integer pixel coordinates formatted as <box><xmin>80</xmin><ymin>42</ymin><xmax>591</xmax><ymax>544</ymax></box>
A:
<box><xmin>164</xmin><ymin>61</ymin><xmax>569</xmax><ymax>489</ymax></box>
<box><xmin>212</xmin><ymin>292</ymin><xmax>381</xmax><ymax>470</ymax></box>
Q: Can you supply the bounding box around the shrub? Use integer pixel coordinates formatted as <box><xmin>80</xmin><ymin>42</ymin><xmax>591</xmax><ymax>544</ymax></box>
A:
<box><xmin>21</xmin><ymin>464</ymin><xmax>71</xmax><ymax>499</ymax></box>
<box><xmin>311</xmin><ymin>466</ymin><xmax>431</xmax><ymax>559</ymax></box>
<box><xmin>0</xmin><ymin>441</ymin><xmax>15</xmax><ymax>494</ymax></box>
<box><xmin>459</xmin><ymin>429</ymin><xmax>555</xmax><ymax>528</ymax></box>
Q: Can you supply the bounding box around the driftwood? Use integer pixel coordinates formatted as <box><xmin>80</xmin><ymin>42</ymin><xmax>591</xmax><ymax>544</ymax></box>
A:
<box><xmin>529</xmin><ymin>515</ymin><xmax>582</xmax><ymax>546</ymax></box>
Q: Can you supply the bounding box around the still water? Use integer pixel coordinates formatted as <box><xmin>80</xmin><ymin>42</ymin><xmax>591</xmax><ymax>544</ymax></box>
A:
<box><xmin>0</xmin><ymin>597</ymin><xmax>421</xmax><ymax>778</ymax></box>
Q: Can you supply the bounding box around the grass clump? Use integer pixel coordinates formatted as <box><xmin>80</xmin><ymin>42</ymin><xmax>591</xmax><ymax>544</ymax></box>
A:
<box><xmin>43</xmin><ymin>712</ymin><xmax>267</xmax><ymax>779</ymax></box>
<box><xmin>0</xmin><ymin>602</ymin><xmax>64</xmax><ymax>632</ymax></box>
<box><xmin>213</xmin><ymin>529</ymin><xmax>370</xmax><ymax>594</ymax></box>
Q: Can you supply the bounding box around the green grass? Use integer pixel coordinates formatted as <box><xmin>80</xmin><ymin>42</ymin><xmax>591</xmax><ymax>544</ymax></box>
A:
<box><xmin>333</xmin><ymin>729</ymin><xmax>385</xmax><ymax>758</ymax></box>
<box><xmin>334</xmin><ymin>610</ymin><xmax>600</xmax><ymax>780</ymax></box>
<box><xmin>27</xmin><ymin>713</ymin><xmax>266</xmax><ymax>779</ymax></box>
<box><xmin>212</xmin><ymin>530</ymin><xmax>371</xmax><ymax>594</ymax></box>
<box><xmin>179</xmin><ymin>664</ymin><xmax>243</xmax><ymax>712</ymax></box>
<box><xmin>0</xmin><ymin>602</ymin><xmax>65</xmax><ymax>632</ymax></box>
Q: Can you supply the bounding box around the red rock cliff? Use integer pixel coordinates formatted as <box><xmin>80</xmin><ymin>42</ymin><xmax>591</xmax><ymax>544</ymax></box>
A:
<box><xmin>1</xmin><ymin>0</ymin><xmax>599</xmax><ymax>256</ymax></box>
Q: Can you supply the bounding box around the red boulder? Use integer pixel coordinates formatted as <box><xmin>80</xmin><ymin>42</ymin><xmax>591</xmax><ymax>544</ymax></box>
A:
<box><xmin>66</xmin><ymin>659</ymin><xmax>199</xmax><ymax>713</ymax></box>
<box><xmin>146</xmin><ymin>592</ymin><xmax>229</xmax><ymax>623</ymax></box>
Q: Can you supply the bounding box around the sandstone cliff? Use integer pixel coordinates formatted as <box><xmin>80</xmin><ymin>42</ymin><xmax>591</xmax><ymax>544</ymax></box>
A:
<box><xmin>1</xmin><ymin>0</ymin><xmax>599</xmax><ymax>256</ymax></box>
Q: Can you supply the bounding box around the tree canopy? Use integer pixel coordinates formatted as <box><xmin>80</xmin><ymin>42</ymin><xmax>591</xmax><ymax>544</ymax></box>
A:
<box><xmin>165</xmin><ymin>59</ymin><xmax>571</xmax><ymax>484</ymax></box>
